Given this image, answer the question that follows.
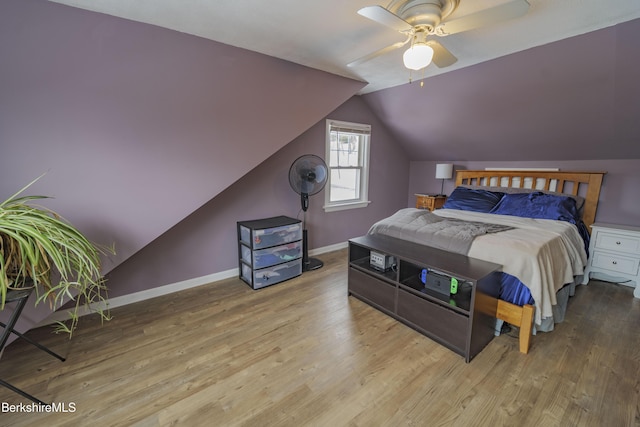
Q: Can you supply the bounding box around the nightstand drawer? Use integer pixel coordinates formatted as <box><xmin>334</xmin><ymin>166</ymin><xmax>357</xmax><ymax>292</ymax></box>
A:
<box><xmin>594</xmin><ymin>232</ymin><xmax>640</xmax><ymax>255</ymax></box>
<box><xmin>415</xmin><ymin>194</ymin><xmax>446</xmax><ymax>211</ymax></box>
<box><xmin>591</xmin><ymin>252</ymin><xmax>640</xmax><ymax>276</ymax></box>
<box><xmin>417</xmin><ymin>197</ymin><xmax>435</xmax><ymax>210</ymax></box>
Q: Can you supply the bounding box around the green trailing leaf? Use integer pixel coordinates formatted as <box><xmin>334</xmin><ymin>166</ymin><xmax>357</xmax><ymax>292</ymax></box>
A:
<box><xmin>0</xmin><ymin>175</ymin><xmax>114</xmax><ymax>337</ymax></box>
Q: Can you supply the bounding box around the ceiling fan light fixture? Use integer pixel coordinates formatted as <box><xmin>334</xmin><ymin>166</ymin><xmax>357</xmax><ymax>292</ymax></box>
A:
<box><xmin>402</xmin><ymin>43</ymin><xmax>434</xmax><ymax>71</ymax></box>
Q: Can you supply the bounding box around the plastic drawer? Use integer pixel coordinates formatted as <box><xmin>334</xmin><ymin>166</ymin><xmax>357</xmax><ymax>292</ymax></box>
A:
<box><xmin>242</xmin><ymin>260</ymin><xmax>302</xmax><ymax>289</ymax></box>
<box><xmin>239</xmin><ymin>223</ymin><xmax>302</xmax><ymax>249</ymax></box>
<box><xmin>241</xmin><ymin>241</ymin><xmax>302</xmax><ymax>269</ymax></box>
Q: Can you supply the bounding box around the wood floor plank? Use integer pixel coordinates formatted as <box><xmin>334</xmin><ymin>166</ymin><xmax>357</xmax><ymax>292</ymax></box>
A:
<box><xmin>1</xmin><ymin>248</ymin><xmax>639</xmax><ymax>426</ymax></box>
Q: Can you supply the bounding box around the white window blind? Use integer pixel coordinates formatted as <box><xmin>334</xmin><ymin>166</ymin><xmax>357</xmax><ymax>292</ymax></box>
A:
<box><xmin>324</xmin><ymin>120</ymin><xmax>371</xmax><ymax>212</ymax></box>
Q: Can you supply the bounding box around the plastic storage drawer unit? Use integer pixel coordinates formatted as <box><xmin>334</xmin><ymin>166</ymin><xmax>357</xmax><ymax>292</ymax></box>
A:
<box><xmin>238</xmin><ymin>216</ymin><xmax>303</xmax><ymax>289</ymax></box>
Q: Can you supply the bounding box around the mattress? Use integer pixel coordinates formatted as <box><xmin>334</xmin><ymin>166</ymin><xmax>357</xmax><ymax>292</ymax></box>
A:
<box><xmin>368</xmin><ymin>208</ymin><xmax>588</xmax><ymax>326</ymax></box>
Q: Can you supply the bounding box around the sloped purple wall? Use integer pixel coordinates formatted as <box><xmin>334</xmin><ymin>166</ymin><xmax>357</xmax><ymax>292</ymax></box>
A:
<box><xmin>104</xmin><ymin>96</ymin><xmax>410</xmax><ymax>298</ymax></box>
<box><xmin>0</xmin><ymin>0</ymin><xmax>364</xmax><ymax>339</ymax></box>
<box><xmin>362</xmin><ymin>18</ymin><xmax>640</xmax><ymax>162</ymax></box>
<box><xmin>0</xmin><ymin>0</ymin><xmax>365</xmax><ymax>273</ymax></box>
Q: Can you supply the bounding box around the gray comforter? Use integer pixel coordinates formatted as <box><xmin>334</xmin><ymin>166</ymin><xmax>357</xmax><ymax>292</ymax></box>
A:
<box><xmin>368</xmin><ymin>208</ymin><xmax>513</xmax><ymax>254</ymax></box>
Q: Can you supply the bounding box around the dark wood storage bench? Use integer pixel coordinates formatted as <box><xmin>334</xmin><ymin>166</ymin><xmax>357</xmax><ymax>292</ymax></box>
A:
<box><xmin>348</xmin><ymin>234</ymin><xmax>502</xmax><ymax>362</ymax></box>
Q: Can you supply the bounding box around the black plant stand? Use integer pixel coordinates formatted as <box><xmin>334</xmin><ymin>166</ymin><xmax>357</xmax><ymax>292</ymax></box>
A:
<box><xmin>0</xmin><ymin>288</ymin><xmax>66</xmax><ymax>404</ymax></box>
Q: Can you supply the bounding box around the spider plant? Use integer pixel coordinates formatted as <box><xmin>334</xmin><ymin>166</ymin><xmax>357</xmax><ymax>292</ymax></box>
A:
<box><xmin>0</xmin><ymin>176</ymin><xmax>113</xmax><ymax>336</ymax></box>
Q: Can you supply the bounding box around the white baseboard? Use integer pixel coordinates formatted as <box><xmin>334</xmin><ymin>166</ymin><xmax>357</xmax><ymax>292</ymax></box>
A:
<box><xmin>37</xmin><ymin>268</ymin><xmax>240</xmax><ymax>327</ymax></box>
<box><xmin>310</xmin><ymin>241</ymin><xmax>348</xmax><ymax>256</ymax></box>
<box><xmin>38</xmin><ymin>241</ymin><xmax>348</xmax><ymax>327</ymax></box>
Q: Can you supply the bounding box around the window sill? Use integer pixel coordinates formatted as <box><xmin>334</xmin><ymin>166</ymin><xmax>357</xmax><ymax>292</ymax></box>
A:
<box><xmin>323</xmin><ymin>200</ymin><xmax>371</xmax><ymax>213</ymax></box>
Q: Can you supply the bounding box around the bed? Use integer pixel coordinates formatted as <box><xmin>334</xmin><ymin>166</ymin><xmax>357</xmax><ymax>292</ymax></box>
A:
<box><xmin>368</xmin><ymin>170</ymin><xmax>606</xmax><ymax>353</ymax></box>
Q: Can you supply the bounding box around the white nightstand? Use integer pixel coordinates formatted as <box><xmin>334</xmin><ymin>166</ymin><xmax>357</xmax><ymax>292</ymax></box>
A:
<box><xmin>582</xmin><ymin>223</ymin><xmax>640</xmax><ymax>298</ymax></box>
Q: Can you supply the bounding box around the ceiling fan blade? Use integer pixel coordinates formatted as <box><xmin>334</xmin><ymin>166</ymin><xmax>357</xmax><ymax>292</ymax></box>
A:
<box><xmin>347</xmin><ymin>36</ymin><xmax>411</xmax><ymax>67</ymax></box>
<box><xmin>426</xmin><ymin>40</ymin><xmax>457</xmax><ymax>68</ymax></box>
<box><xmin>435</xmin><ymin>0</ymin><xmax>530</xmax><ymax>36</ymax></box>
<box><xmin>357</xmin><ymin>5</ymin><xmax>413</xmax><ymax>33</ymax></box>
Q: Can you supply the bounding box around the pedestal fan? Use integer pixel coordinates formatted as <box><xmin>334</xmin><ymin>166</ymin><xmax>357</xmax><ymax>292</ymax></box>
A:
<box><xmin>288</xmin><ymin>154</ymin><xmax>328</xmax><ymax>272</ymax></box>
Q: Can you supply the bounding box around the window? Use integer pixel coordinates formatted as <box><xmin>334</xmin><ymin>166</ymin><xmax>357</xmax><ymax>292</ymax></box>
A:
<box><xmin>324</xmin><ymin>119</ymin><xmax>371</xmax><ymax>212</ymax></box>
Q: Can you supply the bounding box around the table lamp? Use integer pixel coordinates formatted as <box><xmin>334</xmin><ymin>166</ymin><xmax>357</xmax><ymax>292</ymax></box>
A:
<box><xmin>435</xmin><ymin>163</ymin><xmax>453</xmax><ymax>196</ymax></box>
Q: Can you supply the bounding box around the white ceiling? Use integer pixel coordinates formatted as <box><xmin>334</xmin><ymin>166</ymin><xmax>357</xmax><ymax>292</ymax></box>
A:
<box><xmin>49</xmin><ymin>0</ymin><xmax>640</xmax><ymax>94</ymax></box>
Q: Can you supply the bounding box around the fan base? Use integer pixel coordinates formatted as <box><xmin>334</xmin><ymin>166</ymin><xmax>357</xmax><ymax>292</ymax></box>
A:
<box><xmin>303</xmin><ymin>257</ymin><xmax>324</xmax><ymax>272</ymax></box>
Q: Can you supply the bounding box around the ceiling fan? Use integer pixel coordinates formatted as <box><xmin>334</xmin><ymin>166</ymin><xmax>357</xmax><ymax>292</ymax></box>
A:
<box><xmin>349</xmin><ymin>0</ymin><xmax>530</xmax><ymax>71</ymax></box>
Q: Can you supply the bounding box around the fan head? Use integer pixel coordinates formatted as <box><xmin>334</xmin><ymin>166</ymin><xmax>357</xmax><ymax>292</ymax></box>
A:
<box><xmin>289</xmin><ymin>155</ymin><xmax>328</xmax><ymax>211</ymax></box>
<box><xmin>388</xmin><ymin>0</ymin><xmax>460</xmax><ymax>30</ymax></box>
<box><xmin>350</xmin><ymin>0</ymin><xmax>530</xmax><ymax>70</ymax></box>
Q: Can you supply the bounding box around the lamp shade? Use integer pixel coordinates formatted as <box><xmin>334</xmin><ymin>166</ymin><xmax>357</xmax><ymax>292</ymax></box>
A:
<box><xmin>402</xmin><ymin>43</ymin><xmax>434</xmax><ymax>71</ymax></box>
<box><xmin>435</xmin><ymin>163</ymin><xmax>453</xmax><ymax>180</ymax></box>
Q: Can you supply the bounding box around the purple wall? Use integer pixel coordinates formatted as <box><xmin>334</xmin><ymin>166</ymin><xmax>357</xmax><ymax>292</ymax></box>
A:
<box><xmin>408</xmin><ymin>160</ymin><xmax>640</xmax><ymax>227</ymax></box>
<box><xmin>0</xmin><ymin>0</ymin><xmax>364</xmax><ymax>337</ymax></box>
<box><xmin>0</xmin><ymin>0</ymin><xmax>365</xmax><ymax>273</ymax></box>
<box><xmin>105</xmin><ymin>96</ymin><xmax>410</xmax><ymax>297</ymax></box>
<box><xmin>362</xmin><ymin>18</ymin><xmax>640</xmax><ymax>162</ymax></box>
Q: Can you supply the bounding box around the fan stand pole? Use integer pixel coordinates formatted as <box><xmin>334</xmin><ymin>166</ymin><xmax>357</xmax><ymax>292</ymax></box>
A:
<box><xmin>302</xmin><ymin>210</ymin><xmax>323</xmax><ymax>272</ymax></box>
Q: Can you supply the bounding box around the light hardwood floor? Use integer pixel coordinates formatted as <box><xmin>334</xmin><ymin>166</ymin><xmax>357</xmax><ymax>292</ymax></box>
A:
<box><xmin>1</xmin><ymin>249</ymin><xmax>639</xmax><ymax>426</ymax></box>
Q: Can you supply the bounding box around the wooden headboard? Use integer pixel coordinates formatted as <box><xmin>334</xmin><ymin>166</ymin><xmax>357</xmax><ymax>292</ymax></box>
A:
<box><xmin>455</xmin><ymin>170</ymin><xmax>606</xmax><ymax>231</ymax></box>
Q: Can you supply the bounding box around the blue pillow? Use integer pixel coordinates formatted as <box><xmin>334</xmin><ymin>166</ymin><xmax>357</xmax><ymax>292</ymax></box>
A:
<box><xmin>443</xmin><ymin>187</ymin><xmax>504</xmax><ymax>213</ymax></box>
<box><xmin>490</xmin><ymin>192</ymin><xmax>580</xmax><ymax>223</ymax></box>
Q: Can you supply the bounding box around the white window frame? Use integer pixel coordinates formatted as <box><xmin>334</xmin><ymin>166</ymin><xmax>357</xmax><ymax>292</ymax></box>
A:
<box><xmin>323</xmin><ymin>119</ymin><xmax>371</xmax><ymax>212</ymax></box>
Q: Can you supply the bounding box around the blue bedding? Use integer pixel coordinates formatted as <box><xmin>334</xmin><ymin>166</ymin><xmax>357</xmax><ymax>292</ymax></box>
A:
<box><xmin>441</xmin><ymin>187</ymin><xmax>590</xmax><ymax>307</ymax></box>
<box><xmin>443</xmin><ymin>186</ymin><xmax>504</xmax><ymax>213</ymax></box>
<box><xmin>498</xmin><ymin>272</ymin><xmax>534</xmax><ymax>306</ymax></box>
